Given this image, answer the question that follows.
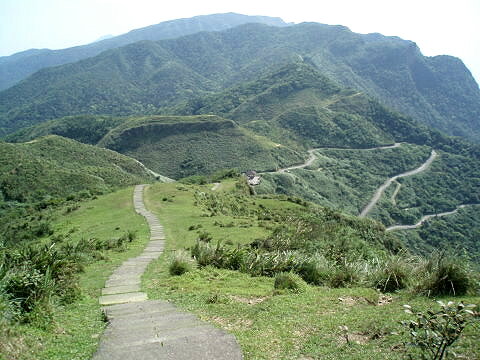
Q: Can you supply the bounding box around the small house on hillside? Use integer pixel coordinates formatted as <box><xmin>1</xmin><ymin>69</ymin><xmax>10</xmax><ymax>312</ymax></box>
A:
<box><xmin>244</xmin><ymin>170</ymin><xmax>261</xmax><ymax>186</ymax></box>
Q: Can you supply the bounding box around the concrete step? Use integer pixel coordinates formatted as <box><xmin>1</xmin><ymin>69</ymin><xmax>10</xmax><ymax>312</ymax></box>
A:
<box><xmin>93</xmin><ymin>325</ymin><xmax>242</xmax><ymax>360</ymax></box>
<box><xmin>104</xmin><ymin>300</ymin><xmax>177</xmax><ymax>318</ymax></box>
<box><xmin>99</xmin><ymin>292</ymin><xmax>147</xmax><ymax>305</ymax></box>
<box><xmin>105</xmin><ymin>278</ymin><xmax>141</xmax><ymax>288</ymax></box>
<box><xmin>102</xmin><ymin>284</ymin><xmax>141</xmax><ymax>295</ymax></box>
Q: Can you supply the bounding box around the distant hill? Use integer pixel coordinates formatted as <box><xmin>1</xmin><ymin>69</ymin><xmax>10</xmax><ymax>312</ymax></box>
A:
<box><xmin>0</xmin><ymin>22</ymin><xmax>478</xmax><ymax>141</ymax></box>
<box><xmin>4</xmin><ymin>115</ymin><xmax>128</xmax><ymax>145</ymax></box>
<box><xmin>0</xmin><ymin>135</ymin><xmax>154</xmax><ymax>202</ymax></box>
<box><xmin>0</xmin><ymin>13</ymin><xmax>288</xmax><ymax>91</ymax></box>
<box><xmin>96</xmin><ymin>115</ymin><xmax>303</xmax><ymax>179</ymax></box>
<box><xmin>176</xmin><ymin>62</ymin><xmax>433</xmax><ymax>148</ymax></box>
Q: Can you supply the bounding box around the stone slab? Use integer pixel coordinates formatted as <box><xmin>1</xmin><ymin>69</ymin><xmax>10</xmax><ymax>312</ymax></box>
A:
<box><xmin>99</xmin><ymin>292</ymin><xmax>147</xmax><ymax>305</ymax></box>
<box><xmin>102</xmin><ymin>284</ymin><xmax>141</xmax><ymax>295</ymax></box>
<box><xmin>105</xmin><ymin>278</ymin><xmax>141</xmax><ymax>288</ymax></box>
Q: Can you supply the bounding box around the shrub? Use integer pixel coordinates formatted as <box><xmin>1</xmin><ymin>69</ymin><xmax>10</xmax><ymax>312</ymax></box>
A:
<box><xmin>402</xmin><ymin>301</ymin><xmax>479</xmax><ymax>359</ymax></box>
<box><xmin>274</xmin><ymin>272</ymin><xmax>306</xmax><ymax>293</ymax></box>
<box><xmin>416</xmin><ymin>254</ymin><xmax>473</xmax><ymax>296</ymax></box>
<box><xmin>197</xmin><ymin>231</ymin><xmax>212</xmax><ymax>243</ymax></box>
<box><xmin>169</xmin><ymin>251</ymin><xmax>195</xmax><ymax>276</ymax></box>
<box><xmin>297</xmin><ymin>256</ymin><xmax>332</xmax><ymax>285</ymax></box>
<box><xmin>370</xmin><ymin>255</ymin><xmax>412</xmax><ymax>292</ymax></box>
<box><xmin>329</xmin><ymin>263</ymin><xmax>361</xmax><ymax>288</ymax></box>
<box><xmin>191</xmin><ymin>241</ymin><xmax>220</xmax><ymax>267</ymax></box>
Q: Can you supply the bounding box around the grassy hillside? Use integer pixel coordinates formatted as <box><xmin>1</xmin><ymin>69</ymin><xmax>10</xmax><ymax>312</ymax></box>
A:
<box><xmin>141</xmin><ymin>180</ymin><xmax>480</xmax><ymax>359</ymax></box>
<box><xmin>1</xmin><ymin>22</ymin><xmax>478</xmax><ymax>140</ymax></box>
<box><xmin>4</xmin><ymin>115</ymin><xmax>127</xmax><ymax>145</ymax></box>
<box><xmin>0</xmin><ymin>135</ymin><xmax>153</xmax><ymax>203</ymax></box>
<box><xmin>0</xmin><ymin>187</ymin><xmax>150</xmax><ymax>360</ymax></box>
<box><xmin>256</xmin><ymin>144</ymin><xmax>431</xmax><ymax>213</ymax></box>
<box><xmin>96</xmin><ymin>115</ymin><xmax>303</xmax><ymax>179</ymax></box>
<box><xmin>370</xmin><ymin>151</ymin><xmax>480</xmax><ymax>226</ymax></box>
<box><xmin>177</xmin><ymin>63</ymin><xmax>436</xmax><ymax>149</ymax></box>
<box><xmin>1</xmin><ymin>180</ymin><xmax>479</xmax><ymax>360</ymax></box>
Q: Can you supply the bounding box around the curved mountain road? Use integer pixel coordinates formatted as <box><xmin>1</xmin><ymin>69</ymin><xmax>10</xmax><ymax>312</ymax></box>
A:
<box><xmin>268</xmin><ymin>142</ymin><xmax>402</xmax><ymax>174</ymax></box>
<box><xmin>359</xmin><ymin>150</ymin><xmax>437</xmax><ymax>218</ymax></box>
<box><xmin>386</xmin><ymin>204</ymin><xmax>478</xmax><ymax>231</ymax></box>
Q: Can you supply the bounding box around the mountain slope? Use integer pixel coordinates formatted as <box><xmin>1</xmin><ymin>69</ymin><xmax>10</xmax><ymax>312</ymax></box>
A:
<box><xmin>0</xmin><ymin>135</ymin><xmax>154</xmax><ymax>202</ymax></box>
<box><xmin>0</xmin><ymin>13</ymin><xmax>288</xmax><ymax>91</ymax></box>
<box><xmin>4</xmin><ymin>115</ymin><xmax>128</xmax><ymax>144</ymax></box>
<box><xmin>95</xmin><ymin>115</ymin><xmax>302</xmax><ymax>179</ymax></box>
<box><xmin>1</xmin><ymin>22</ymin><xmax>478</xmax><ymax>140</ymax></box>
<box><xmin>176</xmin><ymin>62</ymin><xmax>442</xmax><ymax>148</ymax></box>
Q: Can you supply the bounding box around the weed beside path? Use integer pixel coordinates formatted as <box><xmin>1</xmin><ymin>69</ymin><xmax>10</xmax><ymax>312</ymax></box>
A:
<box><xmin>1</xmin><ymin>187</ymin><xmax>150</xmax><ymax>360</ymax></box>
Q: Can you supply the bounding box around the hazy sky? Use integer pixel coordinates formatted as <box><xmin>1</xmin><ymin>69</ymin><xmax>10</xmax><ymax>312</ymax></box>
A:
<box><xmin>1</xmin><ymin>0</ymin><xmax>479</xmax><ymax>83</ymax></box>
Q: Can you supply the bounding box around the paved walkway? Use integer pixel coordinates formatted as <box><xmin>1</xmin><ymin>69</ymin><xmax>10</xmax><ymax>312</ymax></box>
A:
<box><xmin>93</xmin><ymin>185</ymin><xmax>243</xmax><ymax>360</ymax></box>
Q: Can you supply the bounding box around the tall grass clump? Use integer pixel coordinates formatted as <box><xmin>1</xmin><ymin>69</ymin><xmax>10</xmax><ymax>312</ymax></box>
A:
<box><xmin>296</xmin><ymin>256</ymin><xmax>333</xmax><ymax>285</ymax></box>
<box><xmin>169</xmin><ymin>250</ymin><xmax>196</xmax><ymax>276</ymax></box>
<box><xmin>414</xmin><ymin>252</ymin><xmax>474</xmax><ymax>296</ymax></box>
<box><xmin>0</xmin><ymin>229</ymin><xmax>139</xmax><ymax>326</ymax></box>
<box><xmin>328</xmin><ymin>261</ymin><xmax>363</xmax><ymax>288</ymax></box>
<box><xmin>368</xmin><ymin>254</ymin><xmax>413</xmax><ymax>292</ymax></box>
<box><xmin>274</xmin><ymin>272</ymin><xmax>307</xmax><ymax>293</ymax></box>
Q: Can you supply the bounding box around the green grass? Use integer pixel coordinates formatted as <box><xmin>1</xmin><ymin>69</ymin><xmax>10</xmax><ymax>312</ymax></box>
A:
<box><xmin>142</xmin><ymin>181</ymin><xmax>480</xmax><ymax>359</ymax></box>
<box><xmin>0</xmin><ymin>135</ymin><xmax>152</xmax><ymax>203</ymax></box>
<box><xmin>1</xmin><ymin>187</ymin><xmax>150</xmax><ymax>360</ymax></box>
<box><xmin>145</xmin><ymin>263</ymin><xmax>479</xmax><ymax>360</ymax></box>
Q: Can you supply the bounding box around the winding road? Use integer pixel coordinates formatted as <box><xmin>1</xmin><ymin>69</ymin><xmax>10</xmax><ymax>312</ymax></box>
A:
<box><xmin>359</xmin><ymin>150</ymin><xmax>438</xmax><ymax>218</ymax></box>
<box><xmin>263</xmin><ymin>144</ymin><xmax>469</xmax><ymax>231</ymax></box>
<box><xmin>269</xmin><ymin>142</ymin><xmax>402</xmax><ymax>174</ymax></box>
<box><xmin>386</xmin><ymin>204</ymin><xmax>477</xmax><ymax>231</ymax></box>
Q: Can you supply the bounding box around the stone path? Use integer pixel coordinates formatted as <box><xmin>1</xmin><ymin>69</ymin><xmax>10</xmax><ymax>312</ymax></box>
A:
<box><xmin>93</xmin><ymin>185</ymin><xmax>243</xmax><ymax>360</ymax></box>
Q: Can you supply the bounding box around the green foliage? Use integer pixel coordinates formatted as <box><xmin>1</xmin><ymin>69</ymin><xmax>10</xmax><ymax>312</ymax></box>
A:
<box><xmin>414</xmin><ymin>253</ymin><xmax>476</xmax><ymax>297</ymax></box>
<box><xmin>274</xmin><ymin>272</ymin><xmax>306</xmax><ymax>293</ymax></box>
<box><xmin>369</xmin><ymin>255</ymin><xmax>412</xmax><ymax>292</ymax></box>
<box><xmin>169</xmin><ymin>251</ymin><xmax>196</xmax><ymax>276</ymax></box>
<box><xmin>0</xmin><ymin>135</ymin><xmax>152</xmax><ymax>204</ymax></box>
<box><xmin>2</xmin><ymin>22</ymin><xmax>478</xmax><ymax>142</ymax></box>
<box><xmin>402</xmin><ymin>301</ymin><xmax>479</xmax><ymax>359</ymax></box>
<box><xmin>396</xmin><ymin>206</ymin><xmax>480</xmax><ymax>267</ymax></box>
<box><xmin>0</xmin><ymin>226</ymin><xmax>139</xmax><ymax>326</ymax></box>
<box><xmin>95</xmin><ymin>115</ymin><xmax>302</xmax><ymax>179</ymax></box>
<box><xmin>5</xmin><ymin>115</ymin><xmax>127</xmax><ymax>145</ymax></box>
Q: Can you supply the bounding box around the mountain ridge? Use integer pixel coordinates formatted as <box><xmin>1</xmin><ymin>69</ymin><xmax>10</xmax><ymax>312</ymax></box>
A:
<box><xmin>1</xmin><ymin>21</ymin><xmax>478</xmax><ymax>141</ymax></box>
<box><xmin>0</xmin><ymin>13</ymin><xmax>288</xmax><ymax>91</ymax></box>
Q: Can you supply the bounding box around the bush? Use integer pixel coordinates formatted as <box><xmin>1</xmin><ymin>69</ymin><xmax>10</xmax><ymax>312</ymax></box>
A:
<box><xmin>274</xmin><ymin>272</ymin><xmax>306</xmax><ymax>293</ymax></box>
<box><xmin>402</xmin><ymin>301</ymin><xmax>479</xmax><ymax>359</ymax></box>
<box><xmin>329</xmin><ymin>263</ymin><xmax>361</xmax><ymax>288</ymax></box>
<box><xmin>297</xmin><ymin>257</ymin><xmax>332</xmax><ymax>285</ymax></box>
<box><xmin>370</xmin><ymin>255</ymin><xmax>412</xmax><ymax>292</ymax></box>
<box><xmin>169</xmin><ymin>251</ymin><xmax>196</xmax><ymax>276</ymax></box>
<box><xmin>416</xmin><ymin>254</ymin><xmax>473</xmax><ymax>296</ymax></box>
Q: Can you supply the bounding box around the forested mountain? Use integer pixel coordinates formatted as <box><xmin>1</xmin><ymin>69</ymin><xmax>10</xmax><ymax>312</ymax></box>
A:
<box><xmin>0</xmin><ymin>13</ymin><xmax>288</xmax><ymax>91</ymax></box>
<box><xmin>0</xmin><ymin>22</ymin><xmax>478</xmax><ymax>141</ymax></box>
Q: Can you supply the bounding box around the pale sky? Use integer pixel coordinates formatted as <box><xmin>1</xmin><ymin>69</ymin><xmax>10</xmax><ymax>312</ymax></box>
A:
<box><xmin>1</xmin><ymin>0</ymin><xmax>479</xmax><ymax>84</ymax></box>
